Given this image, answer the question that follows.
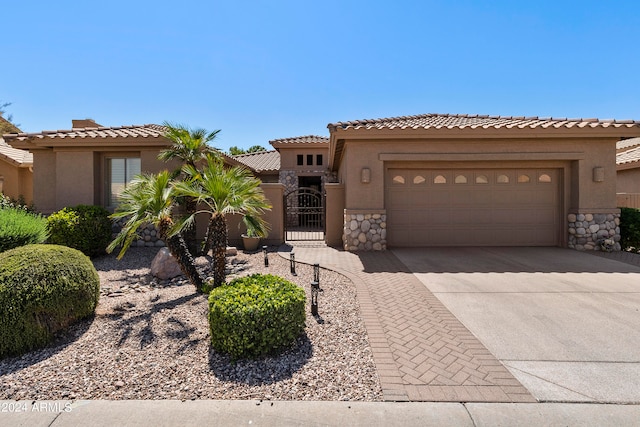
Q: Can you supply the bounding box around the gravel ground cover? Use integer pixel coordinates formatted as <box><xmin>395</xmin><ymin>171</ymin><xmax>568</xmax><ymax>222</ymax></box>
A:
<box><xmin>0</xmin><ymin>247</ymin><xmax>382</xmax><ymax>401</ymax></box>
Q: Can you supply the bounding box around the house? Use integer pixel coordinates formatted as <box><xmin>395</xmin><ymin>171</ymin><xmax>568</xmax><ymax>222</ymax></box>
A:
<box><xmin>325</xmin><ymin>114</ymin><xmax>640</xmax><ymax>251</ymax></box>
<box><xmin>0</xmin><ymin>117</ymin><xmax>33</xmax><ymax>203</ymax></box>
<box><xmin>0</xmin><ymin>139</ymin><xmax>33</xmax><ymax>203</ymax></box>
<box><xmin>3</xmin><ymin>119</ymin><xmax>283</xmax><ymax>246</ymax></box>
<box><xmin>5</xmin><ymin>119</ymin><xmax>178</xmax><ymax>215</ymax></box>
<box><xmin>616</xmin><ymin>138</ymin><xmax>640</xmax><ymax>192</ymax></box>
<box><xmin>5</xmin><ymin>113</ymin><xmax>640</xmax><ymax>252</ymax></box>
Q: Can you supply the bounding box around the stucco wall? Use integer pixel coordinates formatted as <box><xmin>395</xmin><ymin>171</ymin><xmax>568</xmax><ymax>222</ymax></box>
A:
<box><xmin>324</xmin><ymin>183</ymin><xmax>345</xmax><ymax>247</ymax></box>
<box><xmin>279</xmin><ymin>147</ymin><xmax>329</xmax><ymax>170</ymax></box>
<box><xmin>33</xmin><ymin>150</ymin><xmax>57</xmax><ymax>214</ymax></box>
<box><xmin>617</xmin><ymin>168</ymin><xmax>640</xmax><ymax>194</ymax></box>
<box><xmin>340</xmin><ymin>137</ymin><xmax>619</xmax><ymax>214</ymax></box>
<box><xmin>56</xmin><ymin>151</ymin><xmax>95</xmax><ymax>209</ymax></box>
<box><xmin>0</xmin><ymin>160</ymin><xmax>30</xmax><ymax>202</ymax></box>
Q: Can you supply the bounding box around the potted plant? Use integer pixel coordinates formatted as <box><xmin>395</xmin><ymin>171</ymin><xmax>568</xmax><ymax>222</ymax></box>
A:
<box><xmin>241</xmin><ymin>214</ymin><xmax>270</xmax><ymax>251</ymax></box>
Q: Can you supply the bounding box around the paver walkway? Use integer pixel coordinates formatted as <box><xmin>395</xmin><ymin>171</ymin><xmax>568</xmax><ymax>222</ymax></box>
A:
<box><xmin>279</xmin><ymin>244</ymin><xmax>535</xmax><ymax>403</ymax></box>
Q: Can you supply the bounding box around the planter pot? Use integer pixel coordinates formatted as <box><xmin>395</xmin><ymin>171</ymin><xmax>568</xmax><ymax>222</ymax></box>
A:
<box><xmin>241</xmin><ymin>235</ymin><xmax>260</xmax><ymax>251</ymax></box>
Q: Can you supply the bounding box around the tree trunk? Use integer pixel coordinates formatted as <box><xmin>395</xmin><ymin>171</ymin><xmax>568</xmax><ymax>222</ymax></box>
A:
<box><xmin>158</xmin><ymin>222</ymin><xmax>205</xmax><ymax>292</ymax></box>
<box><xmin>183</xmin><ymin>197</ymin><xmax>199</xmax><ymax>256</ymax></box>
<box><xmin>209</xmin><ymin>213</ymin><xmax>228</xmax><ymax>288</ymax></box>
<box><xmin>201</xmin><ymin>217</ymin><xmax>215</xmax><ymax>256</ymax></box>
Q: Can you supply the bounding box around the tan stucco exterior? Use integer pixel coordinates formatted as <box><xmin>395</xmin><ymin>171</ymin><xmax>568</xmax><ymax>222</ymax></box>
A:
<box><xmin>0</xmin><ymin>159</ymin><xmax>32</xmax><ymax>203</ymax></box>
<box><xmin>328</xmin><ymin>116</ymin><xmax>640</xmax><ymax>251</ymax></box>
<box><xmin>9</xmin><ymin>127</ymin><xmax>178</xmax><ymax>214</ymax></box>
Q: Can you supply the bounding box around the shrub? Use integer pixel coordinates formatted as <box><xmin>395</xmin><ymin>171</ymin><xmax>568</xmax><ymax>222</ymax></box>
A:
<box><xmin>0</xmin><ymin>244</ymin><xmax>100</xmax><ymax>358</ymax></box>
<box><xmin>620</xmin><ymin>207</ymin><xmax>640</xmax><ymax>251</ymax></box>
<box><xmin>47</xmin><ymin>205</ymin><xmax>112</xmax><ymax>257</ymax></box>
<box><xmin>0</xmin><ymin>193</ymin><xmax>35</xmax><ymax>212</ymax></box>
<box><xmin>0</xmin><ymin>207</ymin><xmax>48</xmax><ymax>252</ymax></box>
<box><xmin>209</xmin><ymin>274</ymin><xmax>306</xmax><ymax>360</ymax></box>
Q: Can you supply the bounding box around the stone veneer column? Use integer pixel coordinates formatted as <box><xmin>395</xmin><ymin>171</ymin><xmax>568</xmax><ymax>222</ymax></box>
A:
<box><xmin>343</xmin><ymin>209</ymin><xmax>387</xmax><ymax>251</ymax></box>
<box><xmin>567</xmin><ymin>212</ymin><xmax>621</xmax><ymax>251</ymax></box>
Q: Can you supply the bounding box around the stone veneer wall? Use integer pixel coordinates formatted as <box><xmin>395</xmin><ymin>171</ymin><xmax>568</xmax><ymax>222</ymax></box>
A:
<box><xmin>567</xmin><ymin>212</ymin><xmax>620</xmax><ymax>251</ymax></box>
<box><xmin>112</xmin><ymin>219</ymin><xmax>165</xmax><ymax>248</ymax></box>
<box><xmin>343</xmin><ymin>210</ymin><xmax>387</xmax><ymax>251</ymax></box>
<box><xmin>279</xmin><ymin>170</ymin><xmax>298</xmax><ymax>195</ymax></box>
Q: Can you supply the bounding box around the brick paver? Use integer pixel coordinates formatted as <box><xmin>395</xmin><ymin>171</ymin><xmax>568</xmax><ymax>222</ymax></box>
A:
<box><xmin>280</xmin><ymin>244</ymin><xmax>535</xmax><ymax>403</ymax></box>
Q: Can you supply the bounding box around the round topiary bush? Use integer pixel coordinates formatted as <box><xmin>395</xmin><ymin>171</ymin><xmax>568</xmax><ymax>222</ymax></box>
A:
<box><xmin>0</xmin><ymin>207</ymin><xmax>48</xmax><ymax>252</ymax></box>
<box><xmin>208</xmin><ymin>274</ymin><xmax>306</xmax><ymax>360</ymax></box>
<box><xmin>47</xmin><ymin>205</ymin><xmax>113</xmax><ymax>257</ymax></box>
<box><xmin>0</xmin><ymin>244</ymin><xmax>100</xmax><ymax>358</ymax></box>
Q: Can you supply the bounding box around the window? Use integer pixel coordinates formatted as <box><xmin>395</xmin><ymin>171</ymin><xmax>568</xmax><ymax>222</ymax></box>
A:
<box><xmin>475</xmin><ymin>174</ymin><xmax>489</xmax><ymax>184</ymax></box>
<box><xmin>497</xmin><ymin>174</ymin><xmax>510</xmax><ymax>184</ymax></box>
<box><xmin>538</xmin><ymin>173</ymin><xmax>552</xmax><ymax>183</ymax></box>
<box><xmin>307</xmin><ymin>154</ymin><xmax>313</xmax><ymax>165</ymax></box>
<box><xmin>392</xmin><ymin>175</ymin><xmax>405</xmax><ymax>184</ymax></box>
<box><xmin>454</xmin><ymin>174</ymin><xmax>468</xmax><ymax>184</ymax></box>
<box><xmin>413</xmin><ymin>175</ymin><xmax>426</xmax><ymax>184</ymax></box>
<box><xmin>517</xmin><ymin>174</ymin><xmax>530</xmax><ymax>183</ymax></box>
<box><xmin>316</xmin><ymin>154</ymin><xmax>323</xmax><ymax>166</ymax></box>
<box><xmin>434</xmin><ymin>175</ymin><xmax>447</xmax><ymax>184</ymax></box>
<box><xmin>297</xmin><ymin>155</ymin><xmax>303</xmax><ymax>166</ymax></box>
<box><xmin>106</xmin><ymin>157</ymin><xmax>140</xmax><ymax>208</ymax></box>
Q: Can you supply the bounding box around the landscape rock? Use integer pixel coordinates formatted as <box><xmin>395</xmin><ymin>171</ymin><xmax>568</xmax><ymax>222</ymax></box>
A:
<box><xmin>150</xmin><ymin>248</ymin><xmax>182</xmax><ymax>280</ymax></box>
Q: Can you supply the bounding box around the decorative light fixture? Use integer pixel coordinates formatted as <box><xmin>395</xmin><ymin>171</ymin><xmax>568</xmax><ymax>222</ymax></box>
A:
<box><xmin>593</xmin><ymin>167</ymin><xmax>605</xmax><ymax>182</ymax></box>
<box><xmin>311</xmin><ymin>280</ymin><xmax>319</xmax><ymax>316</ymax></box>
<box><xmin>361</xmin><ymin>168</ymin><xmax>371</xmax><ymax>184</ymax></box>
<box><xmin>263</xmin><ymin>245</ymin><xmax>269</xmax><ymax>267</ymax></box>
<box><xmin>290</xmin><ymin>252</ymin><xmax>296</xmax><ymax>275</ymax></box>
<box><xmin>313</xmin><ymin>263</ymin><xmax>320</xmax><ymax>283</ymax></box>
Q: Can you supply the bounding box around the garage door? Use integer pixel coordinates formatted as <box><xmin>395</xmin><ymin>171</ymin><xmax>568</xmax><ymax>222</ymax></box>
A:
<box><xmin>385</xmin><ymin>168</ymin><xmax>560</xmax><ymax>246</ymax></box>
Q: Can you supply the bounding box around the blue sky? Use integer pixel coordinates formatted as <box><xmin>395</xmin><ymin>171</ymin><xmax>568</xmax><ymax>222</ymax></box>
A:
<box><xmin>3</xmin><ymin>0</ymin><xmax>639</xmax><ymax>152</ymax></box>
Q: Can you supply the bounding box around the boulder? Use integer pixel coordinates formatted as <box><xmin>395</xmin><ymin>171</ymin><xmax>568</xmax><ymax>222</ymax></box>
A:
<box><xmin>150</xmin><ymin>248</ymin><xmax>182</xmax><ymax>280</ymax></box>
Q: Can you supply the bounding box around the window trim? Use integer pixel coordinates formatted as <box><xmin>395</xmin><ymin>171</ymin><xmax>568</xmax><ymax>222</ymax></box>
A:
<box><xmin>104</xmin><ymin>156</ymin><xmax>141</xmax><ymax>210</ymax></box>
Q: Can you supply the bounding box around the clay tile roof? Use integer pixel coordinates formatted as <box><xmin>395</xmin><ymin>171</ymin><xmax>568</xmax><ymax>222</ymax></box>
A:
<box><xmin>328</xmin><ymin>113</ymin><xmax>640</xmax><ymax>132</ymax></box>
<box><xmin>617</xmin><ymin>137</ymin><xmax>640</xmax><ymax>151</ymax></box>
<box><xmin>233</xmin><ymin>150</ymin><xmax>280</xmax><ymax>172</ymax></box>
<box><xmin>617</xmin><ymin>145</ymin><xmax>640</xmax><ymax>166</ymax></box>
<box><xmin>269</xmin><ymin>135</ymin><xmax>329</xmax><ymax>145</ymax></box>
<box><xmin>0</xmin><ymin>139</ymin><xmax>33</xmax><ymax>166</ymax></box>
<box><xmin>3</xmin><ymin>123</ymin><xmax>167</xmax><ymax>142</ymax></box>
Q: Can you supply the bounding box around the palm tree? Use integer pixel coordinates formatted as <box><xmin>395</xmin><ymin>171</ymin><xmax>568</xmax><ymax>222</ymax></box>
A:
<box><xmin>107</xmin><ymin>171</ymin><xmax>206</xmax><ymax>292</ymax></box>
<box><xmin>176</xmin><ymin>155</ymin><xmax>271</xmax><ymax>288</ymax></box>
<box><xmin>158</xmin><ymin>122</ymin><xmax>221</xmax><ymax>256</ymax></box>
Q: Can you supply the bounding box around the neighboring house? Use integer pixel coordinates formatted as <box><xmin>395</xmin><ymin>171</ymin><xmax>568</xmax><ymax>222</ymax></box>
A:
<box><xmin>325</xmin><ymin>114</ymin><xmax>640</xmax><ymax>251</ymax></box>
<box><xmin>0</xmin><ymin>116</ymin><xmax>33</xmax><ymax>203</ymax></box>
<box><xmin>0</xmin><ymin>138</ymin><xmax>33</xmax><ymax>203</ymax></box>
<box><xmin>615</xmin><ymin>137</ymin><xmax>640</xmax><ymax>208</ymax></box>
<box><xmin>616</xmin><ymin>137</ymin><xmax>640</xmax><ymax>193</ymax></box>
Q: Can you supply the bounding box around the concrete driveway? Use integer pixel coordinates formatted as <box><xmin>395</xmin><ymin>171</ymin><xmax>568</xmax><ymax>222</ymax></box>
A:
<box><xmin>392</xmin><ymin>247</ymin><xmax>640</xmax><ymax>403</ymax></box>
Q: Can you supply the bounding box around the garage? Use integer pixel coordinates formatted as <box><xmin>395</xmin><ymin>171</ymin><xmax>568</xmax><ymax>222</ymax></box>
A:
<box><xmin>385</xmin><ymin>167</ymin><xmax>561</xmax><ymax>246</ymax></box>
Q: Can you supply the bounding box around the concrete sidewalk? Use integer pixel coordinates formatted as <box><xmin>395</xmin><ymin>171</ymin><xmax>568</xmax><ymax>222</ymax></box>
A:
<box><xmin>2</xmin><ymin>400</ymin><xmax>640</xmax><ymax>427</ymax></box>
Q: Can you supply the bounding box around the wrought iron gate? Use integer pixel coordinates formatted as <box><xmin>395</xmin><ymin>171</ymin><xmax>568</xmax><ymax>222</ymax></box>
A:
<box><xmin>284</xmin><ymin>187</ymin><xmax>325</xmax><ymax>241</ymax></box>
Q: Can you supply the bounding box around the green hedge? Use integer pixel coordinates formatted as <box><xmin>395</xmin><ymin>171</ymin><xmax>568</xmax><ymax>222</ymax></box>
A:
<box><xmin>47</xmin><ymin>205</ymin><xmax>112</xmax><ymax>257</ymax></box>
<box><xmin>0</xmin><ymin>244</ymin><xmax>100</xmax><ymax>358</ymax></box>
<box><xmin>0</xmin><ymin>207</ymin><xmax>48</xmax><ymax>252</ymax></box>
<box><xmin>209</xmin><ymin>274</ymin><xmax>306</xmax><ymax>360</ymax></box>
<box><xmin>620</xmin><ymin>207</ymin><xmax>640</xmax><ymax>251</ymax></box>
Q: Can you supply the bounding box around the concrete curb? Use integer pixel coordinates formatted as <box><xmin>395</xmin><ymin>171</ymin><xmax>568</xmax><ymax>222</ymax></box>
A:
<box><xmin>2</xmin><ymin>400</ymin><xmax>640</xmax><ymax>427</ymax></box>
